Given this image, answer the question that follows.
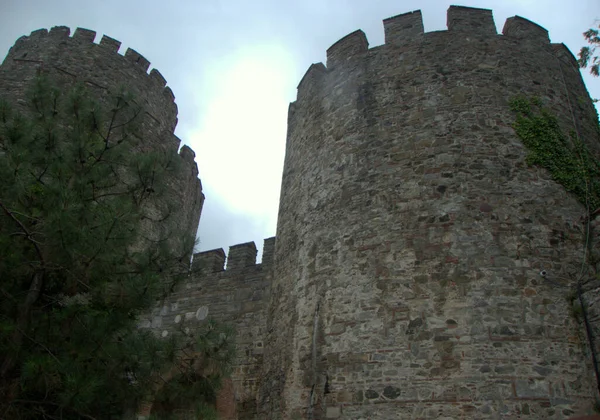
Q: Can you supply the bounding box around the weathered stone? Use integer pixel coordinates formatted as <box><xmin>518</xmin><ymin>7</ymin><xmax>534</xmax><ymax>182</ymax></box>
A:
<box><xmin>365</xmin><ymin>389</ymin><xmax>379</xmax><ymax>399</ymax></box>
<box><xmin>382</xmin><ymin>386</ymin><xmax>400</xmax><ymax>399</ymax></box>
<box><xmin>325</xmin><ymin>406</ymin><xmax>341</xmax><ymax>418</ymax></box>
<box><xmin>515</xmin><ymin>379</ymin><xmax>550</xmax><ymax>399</ymax></box>
<box><xmin>260</xmin><ymin>4</ymin><xmax>599</xmax><ymax>419</ymax></box>
<box><xmin>3</xmin><ymin>4</ymin><xmax>599</xmax><ymax>420</ymax></box>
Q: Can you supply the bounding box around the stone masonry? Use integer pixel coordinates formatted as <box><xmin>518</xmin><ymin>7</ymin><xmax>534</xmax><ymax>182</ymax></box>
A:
<box><xmin>139</xmin><ymin>238</ymin><xmax>275</xmax><ymax>418</ymax></box>
<box><xmin>2</xmin><ymin>5</ymin><xmax>600</xmax><ymax>420</ymax></box>
<box><xmin>261</xmin><ymin>6</ymin><xmax>600</xmax><ymax>419</ymax></box>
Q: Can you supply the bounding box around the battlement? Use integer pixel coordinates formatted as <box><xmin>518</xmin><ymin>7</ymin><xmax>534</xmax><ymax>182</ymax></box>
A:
<box><xmin>326</xmin><ymin>30</ymin><xmax>368</xmax><ymax>69</ymax></box>
<box><xmin>383</xmin><ymin>10</ymin><xmax>424</xmax><ymax>46</ymax></box>
<box><xmin>552</xmin><ymin>43</ymin><xmax>580</xmax><ymax>70</ymax></box>
<box><xmin>262</xmin><ymin>237</ymin><xmax>276</xmax><ymax>267</ymax></box>
<box><xmin>502</xmin><ymin>16</ymin><xmax>549</xmax><ymax>43</ymax></box>
<box><xmin>124</xmin><ymin>48</ymin><xmax>151</xmax><ymax>72</ymax></box>
<box><xmin>178</xmin><ymin>144</ymin><xmax>200</xmax><ymax>178</ymax></box>
<box><xmin>226</xmin><ymin>242</ymin><xmax>257</xmax><ymax>270</ymax></box>
<box><xmin>4</xmin><ymin>26</ymin><xmax>179</xmax><ymax>133</ymax></box>
<box><xmin>192</xmin><ymin>248</ymin><xmax>226</xmax><ymax>274</ymax></box>
<box><xmin>49</xmin><ymin>26</ymin><xmax>70</xmax><ymax>38</ymax></box>
<box><xmin>73</xmin><ymin>27</ymin><xmax>96</xmax><ymax>43</ymax></box>
<box><xmin>179</xmin><ymin>144</ymin><xmax>196</xmax><ymax>164</ymax></box>
<box><xmin>191</xmin><ymin>237</ymin><xmax>277</xmax><ymax>274</ymax></box>
<box><xmin>99</xmin><ymin>35</ymin><xmax>121</xmax><ymax>52</ymax></box>
<box><xmin>296</xmin><ymin>63</ymin><xmax>326</xmax><ymax>102</ymax></box>
<box><xmin>447</xmin><ymin>5</ymin><xmax>495</xmax><ymax>35</ymax></box>
<box><xmin>295</xmin><ymin>6</ymin><xmax>558</xmax><ymax>102</ymax></box>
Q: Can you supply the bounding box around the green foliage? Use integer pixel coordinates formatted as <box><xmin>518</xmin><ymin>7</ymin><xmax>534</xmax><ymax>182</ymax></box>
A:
<box><xmin>150</xmin><ymin>321</ymin><xmax>235</xmax><ymax>420</ymax></box>
<box><xmin>0</xmin><ymin>77</ymin><xmax>234</xmax><ymax>419</ymax></box>
<box><xmin>579</xmin><ymin>24</ymin><xmax>600</xmax><ymax>77</ymax></box>
<box><xmin>509</xmin><ymin>96</ymin><xmax>600</xmax><ymax>210</ymax></box>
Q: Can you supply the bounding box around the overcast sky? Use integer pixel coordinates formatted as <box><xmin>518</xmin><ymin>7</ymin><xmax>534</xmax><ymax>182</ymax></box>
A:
<box><xmin>1</xmin><ymin>0</ymin><xmax>599</xmax><ymax>260</ymax></box>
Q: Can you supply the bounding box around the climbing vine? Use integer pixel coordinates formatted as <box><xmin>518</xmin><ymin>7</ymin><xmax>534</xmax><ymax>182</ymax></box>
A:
<box><xmin>510</xmin><ymin>96</ymin><xmax>600</xmax><ymax>211</ymax></box>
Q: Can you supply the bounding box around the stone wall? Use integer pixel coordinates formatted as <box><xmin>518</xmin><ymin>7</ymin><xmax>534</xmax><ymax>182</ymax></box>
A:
<box><xmin>3</xmin><ymin>7</ymin><xmax>600</xmax><ymax>420</ymax></box>
<box><xmin>261</xmin><ymin>6</ymin><xmax>600</xmax><ymax>419</ymax></box>
<box><xmin>582</xmin><ymin>217</ymin><xmax>600</xmax><ymax>398</ymax></box>
<box><xmin>139</xmin><ymin>238</ymin><xmax>275</xmax><ymax>419</ymax></box>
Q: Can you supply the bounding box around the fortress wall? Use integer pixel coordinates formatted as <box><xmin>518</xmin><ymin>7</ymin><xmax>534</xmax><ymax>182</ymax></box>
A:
<box><xmin>0</xmin><ymin>27</ymin><xmax>203</xmax><ymax>255</ymax></box>
<box><xmin>584</xmin><ymin>219</ymin><xmax>600</xmax><ymax>396</ymax></box>
<box><xmin>263</xmin><ymin>6</ymin><xmax>600</xmax><ymax>419</ymax></box>
<box><xmin>3</xmin><ymin>9</ymin><xmax>600</xmax><ymax>420</ymax></box>
<box><xmin>1</xmin><ymin>26</ymin><xmax>178</xmax><ymax>137</ymax></box>
<box><xmin>139</xmin><ymin>237</ymin><xmax>276</xmax><ymax>418</ymax></box>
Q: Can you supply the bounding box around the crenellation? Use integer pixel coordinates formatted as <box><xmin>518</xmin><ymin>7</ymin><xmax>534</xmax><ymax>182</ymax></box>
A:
<box><xmin>502</xmin><ymin>16</ymin><xmax>549</xmax><ymax>43</ymax></box>
<box><xmin>99</xmin><ymin>35</ymin><xmax>121</xmax><ymax>52</ymax></box>
<box><xmin>163</xmin><ymin>86</ymin><xmax>175</xmax><ymax>102</ymax></box>
<box><xmin>3</xmin><ymin>6</ymin><xmax>600</xmax><ymax>419</ymax></box>
<box><xmin>287</xmin><ymin>102</ymin><xmax>297</xmax><ymax>127</ymax></box>
<box><xmin>383</xmin><ymin>10</ymin><xmax>424</xmax><ymax>46</ymax></box>
<box><xmin>29</xmin><ymin>28</ymin><xmax>49</xmax><ymax>39</ymax></box>
<box><xmin>552</xmin><ymin>43</ymin><xmax>579</xmax><ymax>69</ymax></box>
<box><xmin>261</xmin><ymin>237</ymin><xmax>276</xmax><ymax>267</ymax></box>
<box><xmin>124</xmin><ymin>47</ymin><xmax>151</xmax><ymax>72</ymax></box>
<box><xmin>73</xmin><ymin>27</ymin><xmax>96</xmax><ymax>43</ymax></box>
<box><xmin>192</xmin><ymin>248</ymin><xmax>226</xmax><ymax>274</ymax></box>
<box><xmin>49</xmin><ymin>25</ymin><xmax>70</xmax><ymax>38</ymax></box>
<box><xmin>178</xmin><ymin>144</ymin><xmax>196</xmax><ymax>164</ymax></box>
<box><xmin>226</xmin><ymin>242</ymin><xmax>258</xmax><ymax>271</ymax></box>
<box><xmin>447</xmin><ymin>5</ymin><xmax>496</xmax><ymax>35</ymax></box>
<box><xmin>2</xmin><ymin>27</ymin><xmax>180</xmax><ymax>134</ymax></box>
<box><xmin>326</xmin><ymin>29</ymin><xmax>368</xmax><ymax>69</ymax></box>
<box><xmin>296</xmin><ymin>62</ymin><xmax>326</xmax><ymax>102</ymax></box>
<box><xmin>149</xmin><ymin>68</ymin><xmax>167</xmax><ymax>87</ymax></box>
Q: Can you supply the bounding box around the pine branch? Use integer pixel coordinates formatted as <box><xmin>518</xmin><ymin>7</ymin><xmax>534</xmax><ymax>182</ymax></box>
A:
<box><xmin>0</xmin><ymin>201</ymin><xmax>47</xmax><ymax>378</ymax></box>
<box><xmin>12</xmin><ymin>400</ymin><xmax>98</xmax><ymax>420</ymax></box>
<box><xmin>0</xmin><ymin>200</ymin><xmax>44</xmax><ymax>266</ymax></box>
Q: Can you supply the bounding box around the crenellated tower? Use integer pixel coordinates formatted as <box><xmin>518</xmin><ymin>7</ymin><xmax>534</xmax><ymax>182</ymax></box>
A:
<box><xmin>0</xmin><ymin>26</ymin><xmax>204</xmax><ymax>254</ymax></box>
<box><xmin>3</xmin><ymin>6</ymin><xmax>600</xmax><ymax>420</ymax></box>
<box><xmin>261</xmin><ymin>6</ymin><xmax>600</xmax><ymax>419</ymax></box>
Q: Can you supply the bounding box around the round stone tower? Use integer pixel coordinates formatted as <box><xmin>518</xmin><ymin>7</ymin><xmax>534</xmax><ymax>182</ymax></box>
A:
<box><xmin>0</xmin><ymin>26</ymin><xmax>204</xmax><ymax>255</ymax></box>
<box><xmin>262</xmin><ymin>6</ymin><xmax>600</xmax><ymax>419</ymax></box>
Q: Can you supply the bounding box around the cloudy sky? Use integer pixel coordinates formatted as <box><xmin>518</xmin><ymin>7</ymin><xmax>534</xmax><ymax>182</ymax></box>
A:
<box><xmin>1</xmin><ymin>0</ymin><xmax>599</xmax><ymax>260</ymax></box>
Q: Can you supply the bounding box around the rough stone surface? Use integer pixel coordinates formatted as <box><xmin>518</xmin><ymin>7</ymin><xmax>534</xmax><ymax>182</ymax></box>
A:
<box><xmin>139</xmin><ymin>237</ymin><xmax>275</xmax><ymax>418</ymax></box>
<box><xmin>2</xmin><ymin>5</ymin><xmax>600</xmax><ymax>420</ymax></box>
<box><xmin>261</xmin><ymin>6</ymin><xmax>600</xmax><ymax>420</ymax></box>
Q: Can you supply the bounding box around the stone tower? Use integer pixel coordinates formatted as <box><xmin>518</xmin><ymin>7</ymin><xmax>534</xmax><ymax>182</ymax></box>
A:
<box><xmin>260</xmin><ymin>6</ymin><xmax>600</xmax><ymax>419</ymax></box>
<box><xmin>2</xmin><ymin>5</ymin><xmax>600</xmax><ymax>420</ymax></box>
<box><xmin>0</xmin><ymin>26</ymin><xmax>204</xmax><ymax>253</ymax></box>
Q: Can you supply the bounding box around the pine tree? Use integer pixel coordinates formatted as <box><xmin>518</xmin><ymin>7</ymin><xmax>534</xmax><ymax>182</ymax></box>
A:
<box><xmin>0</xmin><ymin>76</ymin><xmax>234</xmax><ymax>419</ymax></box>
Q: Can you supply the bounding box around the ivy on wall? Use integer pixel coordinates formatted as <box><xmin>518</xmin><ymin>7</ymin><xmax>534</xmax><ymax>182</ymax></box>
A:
<box><xmin>510</xmin><ymin>96</ymin><xmax>600</xmax><ymax>211</ymax></box>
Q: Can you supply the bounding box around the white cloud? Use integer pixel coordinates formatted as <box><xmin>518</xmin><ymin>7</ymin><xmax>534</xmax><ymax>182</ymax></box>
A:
<box><xmin>187</xmin><ymin>44</ymin><xmax>295</xmax><ymax>249</ymax></box>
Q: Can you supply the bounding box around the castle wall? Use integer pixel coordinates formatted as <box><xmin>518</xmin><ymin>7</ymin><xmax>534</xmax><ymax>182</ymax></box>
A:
<box><xmin>0</xmin><ymin>27</ymin><xmax>203</xmax><ymax>253</ymax></box>
<box><xmin>262</xmin><ymin>6</ymin><xmax>600</xmax><ymax>419</ymax></box>
<box><xmin>582</xmin><ymin>217</ymin><xmax>600</xmax><ymax>397</ymax></box>
<box><xmin>3</xmin><ymin>10</ymin><xmax>600</xmax><ymax>420</ymax></box>
<box><xmin>139</xmin><ymin>238</ymin><xmax>275</xmax><ymax>419</ymax></box>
